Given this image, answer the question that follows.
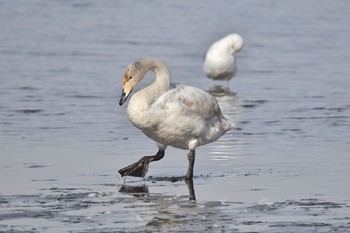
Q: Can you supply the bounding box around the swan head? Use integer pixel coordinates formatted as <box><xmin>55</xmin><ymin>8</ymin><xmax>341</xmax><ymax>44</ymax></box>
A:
<box><xmin>226</xmin><ymin>33</ymin><xmax>244</xmax><ymax>54</ymax></box>
<box><xmin>119</xmin><ymin>62</ymin><xmax>144</xmax><ymax>106</ymax></box>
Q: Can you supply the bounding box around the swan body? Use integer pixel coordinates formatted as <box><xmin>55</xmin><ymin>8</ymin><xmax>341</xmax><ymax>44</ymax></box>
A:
<box><xmin>119</xmin><ymin>57</ymin><xmax>232</xmax><ymax>181</ymax></box>
<box><xmin>203</xmin><ymin>33</ymin><xmax>244</xmax><ymax>81</ymax></box>
<box><xmin>128</xmin><ymin>84</ymin><xmax>231</xmax><ymax>150</ymax></box>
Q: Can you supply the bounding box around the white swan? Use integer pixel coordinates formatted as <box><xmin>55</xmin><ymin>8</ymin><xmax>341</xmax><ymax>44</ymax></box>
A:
<box><xmin>118</xmin><ymin>57</ymin><xmax>233</xmax><ymax>180</ymax></box>
<box><xmin>203</xmin><ymin>33</ymin><xmax>244</xmax><ymax>81</ymax></box>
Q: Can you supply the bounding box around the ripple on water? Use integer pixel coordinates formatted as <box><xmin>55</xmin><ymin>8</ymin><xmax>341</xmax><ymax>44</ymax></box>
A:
<box><xmin>14</xmin><ymin>109</ymin><xmax>43</xmax><ymax>114</ymax></box>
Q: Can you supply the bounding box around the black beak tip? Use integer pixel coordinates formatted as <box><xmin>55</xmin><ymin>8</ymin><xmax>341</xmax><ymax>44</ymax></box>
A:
<box><xmin>119</xmin><ymin>94</ymin><xmax>127</xmax><ymax>106</ymax></box>
<box><xmin>119</xmin><ymin>89</ymin><xmax>131</xmax><ymax>106</ymax></box>
<box><xmin>119</xmin><ymin>90</ymin><xmax>126</xmax><ymax>106</ymax></box>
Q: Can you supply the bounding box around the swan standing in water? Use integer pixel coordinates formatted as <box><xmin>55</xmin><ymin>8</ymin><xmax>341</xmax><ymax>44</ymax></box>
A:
<box><xmin>118</xmin><ymin>57</ymin><xmax>233</xmax><ymax>180</ymax></box>
<box><xmin>203</xmin><ymin>33</ymin><xmax>244</xmax><ymax>81</ymax></box>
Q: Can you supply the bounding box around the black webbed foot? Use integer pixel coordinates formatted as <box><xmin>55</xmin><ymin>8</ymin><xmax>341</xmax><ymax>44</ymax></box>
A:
<box><xmin>118</xmin><ymin>158</ymin><xmax>149</xmax><ymax>177</ymax></box>
<box><xmin>118</xmin><ymin>149</ymin><xmax>165</xmax><ymax>178</ymax></box>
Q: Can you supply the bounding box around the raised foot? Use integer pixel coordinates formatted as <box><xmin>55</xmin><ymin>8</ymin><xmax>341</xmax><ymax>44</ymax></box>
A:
<box><xmin>118</xmin><ymin>157</ymin><xmax>149</xmax><ymax>178</ymax></box>
<box><xmin>118</xmin><ymin>149</ymin><xmax>165</xmax><ymax>178</ymax></box>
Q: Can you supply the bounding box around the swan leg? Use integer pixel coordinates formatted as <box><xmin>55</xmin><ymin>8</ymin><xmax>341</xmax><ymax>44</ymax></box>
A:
<box><xmin>186</xmin><ymin>178</ymin><xmax>196</xmax><ymax>201</ymax></box>
<box><xmin>186</xmin><ymin>150</ymin><xmax>196</xmax><ymax>180</ymax></box>
<box><xmin>118</xmin><ymin>149</ymin><xmax>165</xmax><ymax>178</ymax></box>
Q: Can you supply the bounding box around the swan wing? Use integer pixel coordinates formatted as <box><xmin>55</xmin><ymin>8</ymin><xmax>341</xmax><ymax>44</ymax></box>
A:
<box><xmin>149</xmin><ymin>85</ymin><xmax>232</xmax><ymax>148</ymax></box>
<box><xmin>155</xmin><ymin>85</ymin><xmax>220</xmax><ymax>120</ymax></box>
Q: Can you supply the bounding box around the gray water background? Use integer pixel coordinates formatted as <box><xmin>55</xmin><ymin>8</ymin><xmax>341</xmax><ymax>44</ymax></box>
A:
<box><xmin>0</xmin><ymin>0</ymin><xmax>350</xmax><ymax>232</ymax></box>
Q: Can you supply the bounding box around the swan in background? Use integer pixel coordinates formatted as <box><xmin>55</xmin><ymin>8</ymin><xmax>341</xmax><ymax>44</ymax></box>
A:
<box><xmin>118</xmin><ymin>57</ymin><xmax>233</xmax><ymax>185</ymax></box>
<box><xmin>203</xmin><ymin>33</ymin><xmax>244</xmax><ymax>82</ymax></box>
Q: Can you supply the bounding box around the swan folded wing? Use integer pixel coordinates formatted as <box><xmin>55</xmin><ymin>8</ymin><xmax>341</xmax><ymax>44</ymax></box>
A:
<box><xmin>150</xmin><ymin>85</ymin><xmax>231</xmax><ymax>148</ymax></box>
<box><xmin>156</xmin><ymin>85</ymin><xmax>218</xmax><ymax>119</ymax></box>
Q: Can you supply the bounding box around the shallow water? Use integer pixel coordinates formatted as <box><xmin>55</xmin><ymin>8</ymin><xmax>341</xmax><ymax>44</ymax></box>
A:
<box><xmin>1</xmin><ymin>0</ymin><xmax>350</xmax><ymax>232</ymax></box>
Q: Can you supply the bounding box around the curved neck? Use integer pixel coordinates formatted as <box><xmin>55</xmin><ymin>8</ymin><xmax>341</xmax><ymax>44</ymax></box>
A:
<box><xmin>135</xmin><ymin>57</ymin><xmax>171</xmax><ymax>106</ymax></box>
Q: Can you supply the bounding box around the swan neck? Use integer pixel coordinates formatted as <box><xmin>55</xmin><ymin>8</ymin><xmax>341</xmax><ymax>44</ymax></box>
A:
<box><xmin>142</xmin><ymin>58</ymin><xmax>170</xmax><ymax>99</ymax></box>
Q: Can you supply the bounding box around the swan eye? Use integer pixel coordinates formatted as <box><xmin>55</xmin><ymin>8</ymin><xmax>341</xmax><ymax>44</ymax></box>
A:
<box><xmin>129</xmin><ymin>76</ymin><xmax>133</xmax><ymax>80</ymax></box>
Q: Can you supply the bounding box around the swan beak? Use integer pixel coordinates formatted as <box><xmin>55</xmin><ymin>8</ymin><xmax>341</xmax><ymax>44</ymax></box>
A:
<box><xmin>119</xmin><ymin>89</ymin><xmax>131</xmax><ymax>106</ymax></box>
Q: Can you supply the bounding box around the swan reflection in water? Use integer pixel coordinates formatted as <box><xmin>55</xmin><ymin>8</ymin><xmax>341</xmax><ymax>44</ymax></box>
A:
<box><xmin>118</xmin><ymin>178</ymin><xmax>233</xmax><ymax>232</ymax></box>
<box><xmin>119</xmin><ymin>177</ymin><xmax>196</xmax><ymax>231</ymax></box>
<box><xmin>119</xmin><ymin>184</ymin><xmax>150</xmax><ymax>197</ymax></box>
<box><xmin>119</xmin><ymin>177</ymin><xmax>196</xmax><ymax>201</ymax></box>
<box><xmin>207</xmin><ymin>85</ymin><xmax>236</xmax><ymax>98</ymax></box>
